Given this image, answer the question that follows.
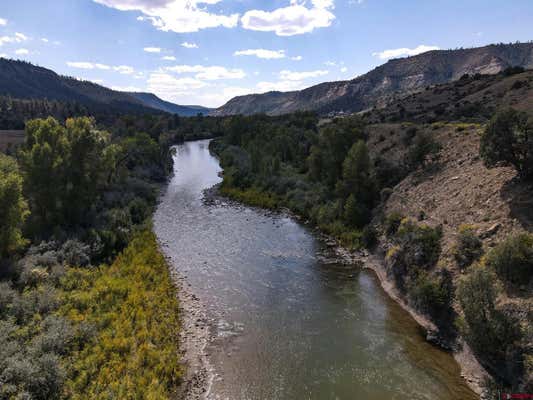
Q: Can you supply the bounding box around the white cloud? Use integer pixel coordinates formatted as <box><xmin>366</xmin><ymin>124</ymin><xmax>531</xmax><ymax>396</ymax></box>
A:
<box><xmin>256</xmin><ymin>80</ymin><xmax>305</xmax><ymax>93</ymax></box>
<box><xmin>41</xmin><ymin>38</ymin><xmax>49</xmax><ymax>43</ymax></box>
<box><xmin>165</xmin><ymin>64</ymin><xmax>245</xmax><ymax>80</ymax></box>
<box><xmin>147</xmin><ymin>72</ymin><xmax>208</xmax><ymax>98</ymax></box>
<box><xmin>241</xmin><ymin>0</ymin><xmax>335</xmax><ymax>36</ymax></box>
<box><xmin>340</xmin><ymin>66</ymin><xmax>347</xmax><ymax>72</ymax></box>
<box><xmin>279</xmin><ymin>69</ymin><xmax>328</xmax><ymax>80</ymax></box>
<box><xmin>181</xmin><ymin>41</ymin><xmax>198</xmax><ymax>49</ymax></box>
<box><xmin>372</xmin><ymin>45</ymin><xmax>440</xmax><ymax>60</ymax></box>
<box><xmin>291</xmin><ymin>55</ymin><xmax>303</xmax><ymax>61</ymax></box>
<box><xmin>114</xmin><ymin>65</ymin><xmax>135</xmax><ymax>74</ymax></box>
<box><xmin>112</xmin><ymin>85</ymin><xmax>144</xmax><ymax>92</ymax></box>
<box><xmin>67</xmin><ymin>61</ymin><xmax>111</xmax><ymax>70</ymax></box>
<box><xmin>15</xmin><ymin>48</ymin><xmax>29</xmax><ymax>55</ymax></box>
<box><xmin>144</xmin><ymin>46</ymin><xmax>161</xmax><ymax>53</ymax></box>
<box><xmin>66</xmin><ymin>61</ymin><xmax>134</xmax><ymax>74</ymax></box>
<box><xmin>234</xmin><ymin>48</ymin><xmax>285</xmax><ymax>59</ymax></box>
<box><xmin>0</xmin><ymin>18</ymin><xmax>7</xmax><ymax>26</ymax></box>
<box><xmin>0</xmin><ymin>32</ymin><xmax>29</xmax><ymax>46</ymax></box>
<box><xmin>162</xmin><ymin>55</ymin><xmax>176</xmax><ymax>61</ymax></box>
<box><xmin>0</xmin><ymin>53</ymin><xmax>8</xmax><ymax>58</ymax></box>
<box><xmin>93</xmin><ymin>0</ymin><xmax>239</xmax><ymax>33</ymax></box>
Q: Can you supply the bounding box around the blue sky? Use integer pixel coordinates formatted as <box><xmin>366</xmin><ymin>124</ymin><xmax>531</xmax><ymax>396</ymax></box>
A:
<box><xmin>0</xmin><ymin>0</ymin><xmax>532</xmax><ymax>107</ymax></box>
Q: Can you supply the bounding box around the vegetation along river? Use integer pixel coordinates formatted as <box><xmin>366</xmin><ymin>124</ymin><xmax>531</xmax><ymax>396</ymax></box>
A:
<box><xmin>154</xmin><ymin>139</ymin><xmax>478</xmax><ymax>400</ymax></box>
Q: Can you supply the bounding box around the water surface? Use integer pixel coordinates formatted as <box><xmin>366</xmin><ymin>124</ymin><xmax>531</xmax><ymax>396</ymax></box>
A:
<box><xmin>154</xmin><ymin>140</ymin><xmax>477</xmax><ymax>400</ymax></box>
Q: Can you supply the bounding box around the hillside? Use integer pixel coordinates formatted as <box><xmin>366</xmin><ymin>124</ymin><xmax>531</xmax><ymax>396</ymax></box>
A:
<box><xmin>127</xmin><ymin>92</ymin><xmax>211</xmax><ymax>116</ymax></box>
<box><xmin>0</xmin><ymin>58</ymin><xmax>203</xmax><ymax>116</ymax></box>
<box><xmin>212</xmin><ymin>42</ymin><xmax>533</xmax><ymax>116</ymax></box>
<box><xmin>364</xmin><ymin>68</ymin><xmax>533</xmax><ymax>123</ymax></box>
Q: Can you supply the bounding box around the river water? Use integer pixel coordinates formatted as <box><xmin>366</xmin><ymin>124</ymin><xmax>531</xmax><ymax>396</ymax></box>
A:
<box><xmin>154</xmin><ymin>140</ymin><xmax>478</xmax><ymax>400</ymax></box>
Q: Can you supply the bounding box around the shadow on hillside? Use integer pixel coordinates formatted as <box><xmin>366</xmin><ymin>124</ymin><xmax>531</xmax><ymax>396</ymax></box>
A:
<box><xmin>500</xmin><ymin>178</ymin><xmax>533</xmax><ymax>230</ymax></box>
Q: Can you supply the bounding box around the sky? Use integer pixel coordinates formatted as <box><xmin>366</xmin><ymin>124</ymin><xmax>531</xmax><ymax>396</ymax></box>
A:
<box><xmin>0</xmin><ymin>0</ymin><xmax>532</xmax><ymax>108</ymax></box>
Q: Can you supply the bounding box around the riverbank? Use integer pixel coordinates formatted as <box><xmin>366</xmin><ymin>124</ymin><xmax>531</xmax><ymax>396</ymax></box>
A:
<box><xmin>205</xmin><ymin>183</ymin><xmax>487</xmax><ymax>398</ymax></box>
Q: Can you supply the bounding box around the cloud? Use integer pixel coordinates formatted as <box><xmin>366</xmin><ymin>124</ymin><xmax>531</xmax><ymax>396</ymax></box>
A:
<box><xmin>165</xmin><ymin>65</ymin><xmax>245</xmax><ymax>80</ymax></box>
<box><xmin>279</xmin><ymin>69</ymin><xmax>328</xmax><ymax>80</ymax></box>
<box><xmin>112</xmin><ymin>85</ymin><xmax>144</xmax><ymax>92</ymax></box>
<box><xmin>15</xmin><ymin>48</ymin><xmax>29</xmax><ymax>55</ymax></box>
<box><xmin>0</xmin><ymin>18</ymin><xmax>7</xmax><ymax>26</ymax></box>
<box><xmin>0</xmin><ymin>32</ymin><xmax>29</xmax><ymax>46</ymax></box>
<box><xmin>234</xmin><ymin>49</ymin><xmax>286</xmax><ymax>59</ymax></box>
<box><xmin>93</xmin><ymin>0</ymin><xmax>239</xmax><ymax>33</ymax></box>
<box><xmin>41</xmin><ymin>38</ymin><xmax>49</xmax><ymax>43</ymax></box>
<box><xmin>67</xmin><ymin>61</ymin><xmax>135</xmax><ymax>74</ymax></box>
<box><xmin>144</xmin><ymin>46</ymin><xmax>161</xmax><ymax>53</ymax></box>
<box><xmin>340</xmin><ymin>66</ymin><xmax>347</xmax><ymax>72</ymax></box>
<box><xmin>67</xmin><ymin>61</ymin><xmax>111</xmax><ymax>70</ymax></box>
<box><xmin>241</xmin><ymin>0</ymin><xmax>335</xmax><ymax>36</ymax></box>
<box><xmin>256</xmin><ymin>80</ymin><xmax>305</xmax><ymax>93</ymax></box>
<box><xmin>372</xmin><ymin>45</ymin><xmax>440</xmax><ymax>60</ymax></box>
<box><xmin>114</xmin><ymin>65</ymin><xmax>135</xmax><ymax>74</ymax></box>
<box><xmin>162</xmin><ymin>55</ymin><xmax>176</xmax><ymax>61</ymax></box>
<box><xmin>291</xmin><ymin>55</ymin><xmax>303</xmax><ymax>61</ymax></box>
<box><xmin>147</xmin><ymin>72</ymin><xmax>208</xmax><ymax>98</ymax></box>
<box><xmin>181</xmin><ymin>41</ymin><xmax>198</xmax><ymax>49</ymax></box>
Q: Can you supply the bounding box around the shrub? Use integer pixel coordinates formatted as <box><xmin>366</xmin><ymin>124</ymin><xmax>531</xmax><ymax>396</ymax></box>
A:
<box><xmin>453</xmin><ymin>225</ymin><xmax>483</xmax><ymax>269</ymax></box>
<box><xmin>480</xmin><ymin>109</ymin><xmax>533</xmax><ymax>180</ymax></box>
<box><xmin>485</xmin><ymin>233</ymin><xmax>533</xmax><ymax>286</ymax></box>
<box><xmin>457</xmin><ymin>265</ymin><xmax>521</xmax><ymax>368</ymax></box>
<box><xmin>408</xmin><ymin>269</ymin><xmax>453</xmax><ymax>319</ymax></box>
<box><xmin>361</xmin><ymin>225</ymin><xmax>378</xmax><ymax>249</ymax></box>
<box><xmin>60</xmin><ymin>240</ymin><xmax>91</xmax><ymax>267</ymax></box>
<box><xmin>406</xmin><ymin>132</ymin><xmax>442</xmax><ymax>169</ymax></box>
<box><xmin>384</xmin><ymin>212</ymin><xmax>403</xmax><ymax>236</ymax></box>
<box><xmin>395</xmin><ymin>219</ymin><xmax>442</xmax><ymax>268</ymax></box>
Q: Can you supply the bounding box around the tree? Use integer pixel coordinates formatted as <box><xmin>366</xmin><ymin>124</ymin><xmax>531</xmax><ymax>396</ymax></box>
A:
<box><xmin>406</xmin><ymin>132</ymin><xmax>441</xmax><ymax>169</ymax></box>
<box><xmin>338</xmin><ymin>141</ymin><xmax>376</xmax><ymax>227</ymax></box>
<box><xmin>0</xmin><ymin>154</ymin><xmax>29</xmax><ymax>257</ymax></box>
<box><xmin>485</xmin><ymin>233</ymin><xmax>533</xmax><ymax>285</ymax></box>
<box><xmin>18</xmin><ymin>117</ymin><xmax>110</xmax><ymax>232</ymax></box>
<box><xmin>480</xmin><ymin>109</ymin><xmax>533</xmax><ymax>180</ymax></box>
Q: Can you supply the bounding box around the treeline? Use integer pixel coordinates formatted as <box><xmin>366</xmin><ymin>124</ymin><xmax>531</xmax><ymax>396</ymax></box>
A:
<box><xmin>0</xmin><ymin>116</ymin><xmax>182</xmax><ymax>399</ymax></box>
<box><xmin>0</xmin><ymin>95</ymin><xmax>225</xmax><ymax>143</ymax></box>
<box><xmin>210</xmin><ymin>112</ymin><xmax>439</xmax><ymax>248</ymax></box>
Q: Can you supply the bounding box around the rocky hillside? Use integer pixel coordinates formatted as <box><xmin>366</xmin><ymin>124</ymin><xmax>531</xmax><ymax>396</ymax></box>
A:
<box><xmin>213</xmin><ymin>42</ymin><xmax>533</xmax><ymax>116</ymax></box>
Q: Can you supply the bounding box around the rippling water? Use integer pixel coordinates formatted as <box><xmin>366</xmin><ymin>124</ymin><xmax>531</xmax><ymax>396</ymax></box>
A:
<box><xmin>154</xmin><ymin>140</ymin><xmax>477</xmax><ymax>400</ymax></box>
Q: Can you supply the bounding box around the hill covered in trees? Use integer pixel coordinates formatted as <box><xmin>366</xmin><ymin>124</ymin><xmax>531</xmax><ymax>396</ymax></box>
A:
<box><xmin>212</xmin><ymin>42</ymin><xmax>533</xmax><ymax>116</ymax></box>
<box><xmin>0</xmin><ymin>58</ymin><xmax>205</xmax><ymax>117</ymax></box>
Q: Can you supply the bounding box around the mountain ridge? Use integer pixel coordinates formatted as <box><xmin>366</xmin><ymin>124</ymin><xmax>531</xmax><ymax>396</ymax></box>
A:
<box><xmin>212</xmin><ymin>42</ymin><xmax>533</xmax><ymax>116</ymax></box>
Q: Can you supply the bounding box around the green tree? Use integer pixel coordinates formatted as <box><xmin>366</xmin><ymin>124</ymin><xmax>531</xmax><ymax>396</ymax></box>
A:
<box><xmin>480</xmin><ymin>109</ymin><xmax>533</xmax><ymax>180</ymax></box>
<box><xmin>485</xmin><ymin>233</ymin><xmax>533</xmax><ymax>285</ymax></box>
<box><xmin>453</xmin><ymin>225</ymin><xmax>484</xmax><ymax>269</ymax></box>
<box><xmin>19</xmin><ymin>117</ymin><xmax>69</xmax><ymax>230</ymax></box>
<box><xmin>457</xmin><ymin>265</ymin><xmax>520</xmax><ymax>362</ymax></box>
<box><xmin>338</xmin><ymin>141</ymin><xmax>376</xmax><ymax>227</ymax></box>
<box><xmin>406</xmin><ymin>132</ymin><xmax>441</xmax><ymax>169</ymax></box>
<box><xmin>0</xmin><ymin>154</ymin><xmax>29</xmax><ymax>257</ymax></box>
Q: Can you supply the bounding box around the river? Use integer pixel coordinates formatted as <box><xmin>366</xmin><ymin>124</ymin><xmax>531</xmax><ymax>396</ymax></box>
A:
<box><xmin>154</xmin><ymin>139</ymin><xmax>478</xmax><ymax>400</ymax></box>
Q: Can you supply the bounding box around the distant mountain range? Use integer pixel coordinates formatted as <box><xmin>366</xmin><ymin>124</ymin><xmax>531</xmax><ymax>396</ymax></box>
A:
<box><xmin>127</xmin><ymin>92</ymin><xmax>211</xmax><ymax>117</ymax></box>
<box><xmin>0</xmin><ymin>58</ymin><xmax>211</xmax><ymax>116</ymax></box>
<box><xmin>212</xmin><ymin>42</ymin><xmax>533</xmax><ymax>116</ymax></box>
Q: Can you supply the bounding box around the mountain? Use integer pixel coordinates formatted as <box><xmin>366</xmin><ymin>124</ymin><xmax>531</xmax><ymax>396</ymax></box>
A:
<box><xmin>127</xmin><ymin>92</ymin><xmax>212</xmax><ymax>116</ymax></box>
<box><xmin>212</xmin><ymin>42</ymin><xmax>533</xmax><ymax>116</ymax></box>
<box><xmin>0</xmin><ymin>58</ymin><xmax>202</xmax><ymax>116</ymax></box>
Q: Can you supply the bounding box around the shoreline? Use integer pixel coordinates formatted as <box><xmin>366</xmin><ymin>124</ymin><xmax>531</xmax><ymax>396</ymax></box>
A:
<box><xmin>158</xmin><ymin>239</ymin><xmax>214</xmax><ymax>400</ymax></box>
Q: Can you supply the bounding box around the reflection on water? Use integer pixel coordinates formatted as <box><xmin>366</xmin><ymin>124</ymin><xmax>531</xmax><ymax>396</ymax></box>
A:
<box><xmin>154</xmin><ymin>140</ymin><xmax>477</xmax><ymax>400</ymax></box>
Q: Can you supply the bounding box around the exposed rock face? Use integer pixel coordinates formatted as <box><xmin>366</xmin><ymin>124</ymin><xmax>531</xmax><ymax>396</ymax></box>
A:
<box><xmin>212</xmin><ymin>42</ymin><xmax>533</xmax><ymax>116</ymax></box>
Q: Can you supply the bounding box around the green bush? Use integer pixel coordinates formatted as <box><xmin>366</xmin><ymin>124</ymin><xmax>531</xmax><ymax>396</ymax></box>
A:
<box><xmin>384</xmin><ymin>212</ymin><xmax>403</xmax><ymax>236</ymax></box>
<box><xmin>457</xmin><ymin>265</ymin><xmax>521</xmax><ymax>369</ymax></box>
<box><xmin>485</xmin><ymin>233</ymin><xmax>533</xmax><ymax>286</ymax></box>
<box><xmin>408</xmin><ymin>269</ymin><xmax>453</xmax><ymax>319</ymax></box>
<box><xmin>453</xmin><ymin>225</ymin><xmax>483</xmax><ymax>269</ymax></box>
<box><xmin>480</xmin><ymin>109</ymin><xmax>533</xmax><ymax>180</ymax></box>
